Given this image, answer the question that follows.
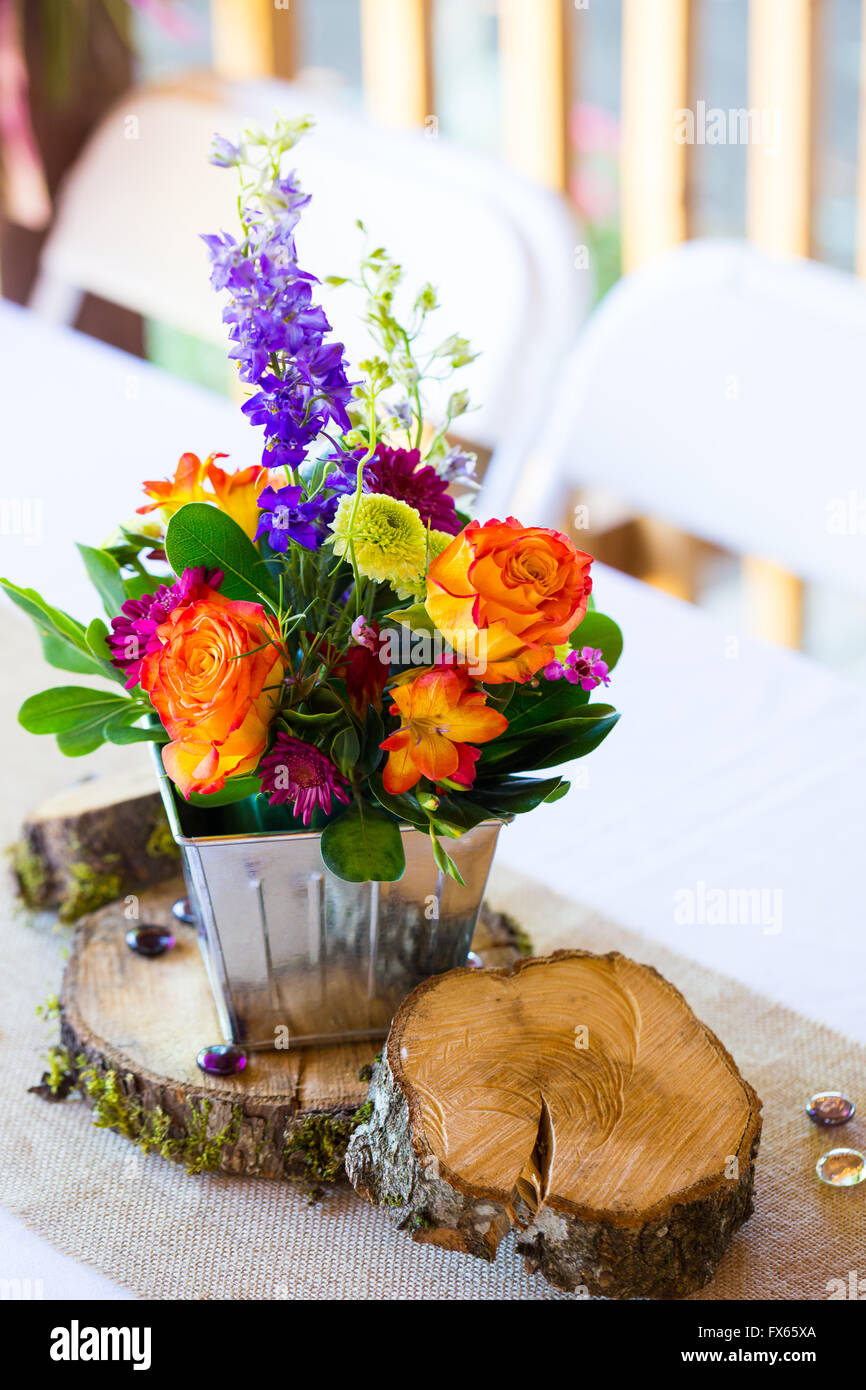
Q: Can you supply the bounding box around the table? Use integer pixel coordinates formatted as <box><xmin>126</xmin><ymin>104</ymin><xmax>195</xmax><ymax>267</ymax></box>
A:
<box><xmin>2</xmin><ymin>304</ymin><xmax>864</xmax><ymax>1297</ymax></box>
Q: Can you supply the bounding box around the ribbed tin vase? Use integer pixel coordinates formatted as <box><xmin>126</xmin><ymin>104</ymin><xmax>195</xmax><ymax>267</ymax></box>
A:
<box><xmin>153</xmin><ymin>751</ymin><xmax>502</xmax><ymax>1050</ymax></box>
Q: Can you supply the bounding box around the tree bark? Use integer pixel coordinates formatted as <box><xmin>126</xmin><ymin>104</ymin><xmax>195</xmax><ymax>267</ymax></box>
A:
<box><xmin>346</xmin><ymin>950</ymin><xmax>762</xmax><ymax>1298</ymax></box>
<box><xmin>48</xmin><ymin>880</ymin><xmax>529</xmax><ymax>1192</ymax></box>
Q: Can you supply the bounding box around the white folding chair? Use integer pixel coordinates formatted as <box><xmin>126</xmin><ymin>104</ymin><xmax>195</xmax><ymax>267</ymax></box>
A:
<box><xmin>489</xmin><ymin>238</ymin><xmax>866</xmax><ymax>636</ymax></box>
<box><xmin>28</xmin><ymin>77</ymin><xmax>587</xmax><ymax>473</ymax></box>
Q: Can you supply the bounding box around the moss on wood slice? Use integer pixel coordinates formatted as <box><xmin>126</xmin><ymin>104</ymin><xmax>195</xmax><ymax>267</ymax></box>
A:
<box><xmin>10</xmin><ymin>768</ymin><xmax>179</xmax><ymax>921</ymax></box>
<box><xmin>346</xmin><ymin>950</ymin><xmax>762</xmax><ymax>1298</ymax></box>
<box><xmin>52</xmin><ymin>879</ymin><xmax>526</xmax><ymax>1191</ymax></box>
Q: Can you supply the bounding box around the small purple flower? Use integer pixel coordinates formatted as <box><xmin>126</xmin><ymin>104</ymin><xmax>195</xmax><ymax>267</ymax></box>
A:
<box><xmin>208</xmin><ymin>133</ymin><xmax>242</xmax><ymax>169</ymax></box>
<box><xmin>108</xmin><ymin>568</ymin><xmax>223</xmax><ymax>689</ymax></box>
<box><xmin>259</xmin><ymin>734</ymin><xmax>350</xmax><ymax>825</ymax></box>
<box><xmin>255</xmin><ymin>484</ymin><xmax>336</xmax><ymax>552</ymax></box>
<box><xmin>542</xmin><ymin>646</ymin><xmax>610</xmax><ymax>692</ymax></box>
<box><xmin>439</xmin><ymin>445</ymin><xmax>478</xmax><ymax>487</ymax></box>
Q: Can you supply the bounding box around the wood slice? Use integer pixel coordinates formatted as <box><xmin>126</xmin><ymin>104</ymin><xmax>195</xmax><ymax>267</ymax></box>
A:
<box><xmin>54</xmin><ymin>878</ymin><xmax>528</xmax><ymax>1190</ymax></box>
<box><xmin>345</xmin><ymin>950</ymin><xmax>762</xmax><ymax>1299</ymax></box>
<box><xmin>11</xmin><ymin>768</ymin><xmax>180</xmax><ymax>921</ymax></box>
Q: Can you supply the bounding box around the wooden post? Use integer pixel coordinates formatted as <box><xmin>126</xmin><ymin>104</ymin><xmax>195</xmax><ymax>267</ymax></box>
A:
<box><xmin>360</xmin><ymin>0</ymin><xmax>432</xmax><ymax>129</ymax></box>
<box><xmin>498</xmin><ymin>0</ymin><xmax>570</xmax><ymax>190</ymax></box>
<box><xmin>210</xmin><ymin>0</ymin><xmax>297</xmax><ymax>81</ymax></box>
<box><xmin>744</xmin><ymin>0</ymin><xmax>815</xmax><ymax>646</ymax></box>
<box><xmin>746</xmin><ymin>0</ymin><xmax>814</xmax><ymax>258</ymax></box>
<box><xmin>620</xmin><ymin>0</ymin><xmax>689</xmax><ymax>271</ymax></box>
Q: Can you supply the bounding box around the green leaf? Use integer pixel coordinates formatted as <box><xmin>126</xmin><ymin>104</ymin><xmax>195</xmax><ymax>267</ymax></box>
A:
<box><xmin>428</xmin><ymin>793</ymin><xmax>494</xmax><ymax>835</ymax></box>
<box><xmin>2</xmin><ymin>578</ymin><xmax>89</xmax><ymax>652</ymax></box>
<box><xmin>430</xmin><ymin>833</ymin><xmax>465</xmax><ymax>885</ymax></box>
<box><xmin>468</xmin><ymin>774</ymin><xmax>566</xmax><ymax>816</ymax></box>
<box><xmin>85</xmin><ymin>618</ymin><xmax>113</xmax><ymax>662</ymax></box>
<box><xmin>497</xmin><ymin>679</ymin><xmax>591</xmax><ymax>739</ymax></box>
<box><xmin>380</xmin><ymin>602</ymin><xmax>435</xmax><ymax>633</ymax></box>
<box><xmin>569</xmin><ymin>610</ymin><xmax>623</xmax><ymax>671</ymax></box>
<box><xmin>18</xmin><ymin>686</ymin><xmax>132</xmax><ymax>735</ymax></box>
<box><xmin>542</xmin><ymin>779</ymin><xmax>571</xmax><ymax>804</ymax></box>
<box><xmin>320</xmin><ymin>800</ymin><xmax>406</xmax><ymax>882</ymax></box>
<box><xmin>186</xmin><ymin>775</ymin><xmax>263</xmax><ymax>808</ymax></box>
<box><xmin>1</xmin><ymin>578</ymin><xmax>120</xmax><ymax>681</ymax></box>
<box><xmin>481</xmin><ymin>708</ymin><xmax>620</xmax><ymax>774</ymax></box>
<box><xmin>123</xmin><ymin>574</ymin><xmax>157</xmax><ymax>602</ymax></box>
<box><xmin>356</xmin><ymin>703</ymin><xmax>385</xmax><ymax>778</ymax></box>
<box><xmin>18</xmin><ymin>685</ymin><xmax>142</xmax><ymax>757</ymax></box>
<box><xmin>164</xmin><ymin>503</ymin><xmax>276</xmax><ymax>605</ymax></box>
<box><xmin>368</xmin><ymin>773</ymin><xmax>428</xmax><ymax>829</ymax></box>
<box><xmin>103</xmin><ymin>712</ymin><xmax>168</xmax><ymax>745</ymax></box>
<box><xmin>76</xmin><ymin>544</ymin><xmax>127</xmax><ymax>617</ymax></box>
<box><xmin>39</xmin><ymin>630</ymin><xmax>108</xmax><ymax>677</ymax></box>
<box><xmin>331</xmin><ymin>725</ymin><xmax>360</xmax><ymax>776</ymax></box>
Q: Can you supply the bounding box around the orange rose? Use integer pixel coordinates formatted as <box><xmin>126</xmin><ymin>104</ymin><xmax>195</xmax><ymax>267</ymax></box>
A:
<box><xmin>425</xmin><ymin>517</ymin><xmax>594</xmax><ymax>684</ymax></box>
<box><xmin>140</xmin><ymin>589</ymin><xmax>285</xmax><ymax>797</ymax></box>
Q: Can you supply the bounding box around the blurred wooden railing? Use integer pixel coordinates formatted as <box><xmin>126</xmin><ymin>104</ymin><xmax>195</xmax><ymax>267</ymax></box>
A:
<box><xmin>208</xmin><ymin>0</ymin><xmax>841</xmax><ymax>649</ymax></box>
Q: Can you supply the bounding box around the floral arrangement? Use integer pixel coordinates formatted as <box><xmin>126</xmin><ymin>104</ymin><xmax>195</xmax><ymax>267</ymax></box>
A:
<box><xmin>5</xmin><ymin>117</ymin><xmax>621</xmax><ymax>884</ymax></box>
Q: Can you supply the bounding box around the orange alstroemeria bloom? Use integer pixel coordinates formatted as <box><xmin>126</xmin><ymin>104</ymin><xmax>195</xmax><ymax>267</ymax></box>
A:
<box><xmin>140</xmin><ymin>589</ymin><xmax>285</xmax><ymax>798</ymax></box>
<box><xmin>204</xmin><ymin>458</ymin><xmax>271</xmax><ymax>541</ymax></box>
<box><xmin>137</xmin><ymin>452</ymin><xmax>272</xmax><ymax>540</ymax></box>
<box><xmin>137</xmin><ymin>451</ymin><xmax>211</xmax><ymax>521</ymax></box>
<box><xmin>380</xmin><ymin>666</ymin><xmax>508</xmax><ymax>795</ymax></box>
<box><xmin>425</xmin><ymin>517</ymin><xmax>594</xmax><ymax>684</ymax></box>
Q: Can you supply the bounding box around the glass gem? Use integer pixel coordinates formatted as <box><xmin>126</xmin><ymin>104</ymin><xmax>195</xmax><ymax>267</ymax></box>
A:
<box><xmin>816</xmin><ymin>1149</ymin><xmax>866</xmax><ymax>1187</ymax></box>
<box><xmin>171</xmin><ymin>897</ymin><xmax>195</xmax><ymax>925</ymax></box>
<box><xmin>806</xmin><ymin>1092</ymin><xmax>855</xmax><ymax>1126</ymax></box>
<box><xmin>466</xmin><ymin>951</ymin><xmax>483</xmax><ymax>969</ymax></box>
<box><xmin>125</xmin><ymin>925</ymin><xmax>175</xmax><ymax>957</ymax></box>
<box><xmin>196</xmin><ymin>1044</ymin><xmax>247</xmax><ymax>1077</ymax></box>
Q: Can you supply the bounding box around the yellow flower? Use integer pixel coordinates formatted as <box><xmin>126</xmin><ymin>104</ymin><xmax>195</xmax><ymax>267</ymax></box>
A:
<box><xmin>329</xmin><ymin>492</ymin><xmax>427</xmax><ymax>590</ymax></box>
<box><xmin>392</xmin><ymin>528</ymin><xmax>455</xmax><ymax>601</ymax></box>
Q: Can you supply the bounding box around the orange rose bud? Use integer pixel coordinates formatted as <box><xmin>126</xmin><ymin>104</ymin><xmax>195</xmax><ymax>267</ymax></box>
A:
<box><xmin>425</xmin><ymin>516</ymin><xmax>594</xmax><ymax>684</ymax></box>
<box><xmin>140</xmin><ymin>591</ymin><xmax>285</xmax><ymax>798</ymax></box>
<box><xmin>380</xmin><ymin>666</ymin><xmax>507</xmax><ymax>795</ymax></box>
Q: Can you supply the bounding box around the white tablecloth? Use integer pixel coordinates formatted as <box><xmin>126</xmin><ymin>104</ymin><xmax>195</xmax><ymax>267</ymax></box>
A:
<box><xmin>2</xmin><ymin>306</ymin><xmax>864</xmax><ymax>1297</ymax></box>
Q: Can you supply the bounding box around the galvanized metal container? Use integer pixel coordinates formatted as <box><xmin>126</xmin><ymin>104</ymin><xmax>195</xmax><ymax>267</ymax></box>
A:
<box><xmin>154</xmin><ymin>752</ymin><xmax>502</xmax><ymax>1050</ymax></box>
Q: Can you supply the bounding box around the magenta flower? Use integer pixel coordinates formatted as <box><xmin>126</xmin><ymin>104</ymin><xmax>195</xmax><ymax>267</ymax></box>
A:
<box><xmin>107</xmin><ymin>567</ymin><xmax>223</xmax><ymax>689</ymax></box>
<box><xmin>259</xmin><ymin>734</ymin><xmax>350</xmax><ymax>825</ymax></box>
<box><xmin>542</xmin><ymin>646</ymin><xmax>610</xmax><ymax>692</ymax></box>
<box><xmin>350</xmin><ymin>616</ymin><xmax>378</xmax><ymax>651</ymax></box>
<box><xmin>336</xmin><ymin>444</ymin><xmax>461</xmax><ymax>534</ymax></box>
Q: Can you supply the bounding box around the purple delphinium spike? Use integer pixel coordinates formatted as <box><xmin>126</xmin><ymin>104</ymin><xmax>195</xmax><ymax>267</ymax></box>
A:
<box><xmin>202</xmin><ymin>149</ymin><xmax>353</xmax><ymax>470</ymax></box>
<box><xmin>255</xmin><ymin>484</ymin><xmax>338</xmax><ymax>552</ymax></box>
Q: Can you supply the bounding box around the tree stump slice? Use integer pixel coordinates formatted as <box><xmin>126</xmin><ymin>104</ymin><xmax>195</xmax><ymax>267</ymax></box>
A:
<box><xmin>345</xmin><ymin>950</ymin><xmax>762</xmax><ymax>1298</ymax></box>
<box><xmin>11</xmin><ymin>768</ymin><xmax>179</xmax><ymax>921</ymax></box>
<box><xmin>55</xmin><ymin>878</ymin><xmax>527</xmax><ymax>1188</ymax></box>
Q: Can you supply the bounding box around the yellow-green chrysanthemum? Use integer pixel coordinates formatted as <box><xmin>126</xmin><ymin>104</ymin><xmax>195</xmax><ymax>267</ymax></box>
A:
<box><xmin>330</xmin><ymin>492</ymin><xmax>427</xmax><ymax>588</ymax></box>
<box><xmin>392</xmin><ymin>528</ymin><xmax>455</xmax><ymax>601</ymax></box>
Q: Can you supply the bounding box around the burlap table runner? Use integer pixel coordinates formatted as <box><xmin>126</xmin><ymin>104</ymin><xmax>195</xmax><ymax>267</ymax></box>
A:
<box><xmin>1</xmin><ymin>863</ymin><xmax>862</xmax><ymax>1300</ymax></box>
